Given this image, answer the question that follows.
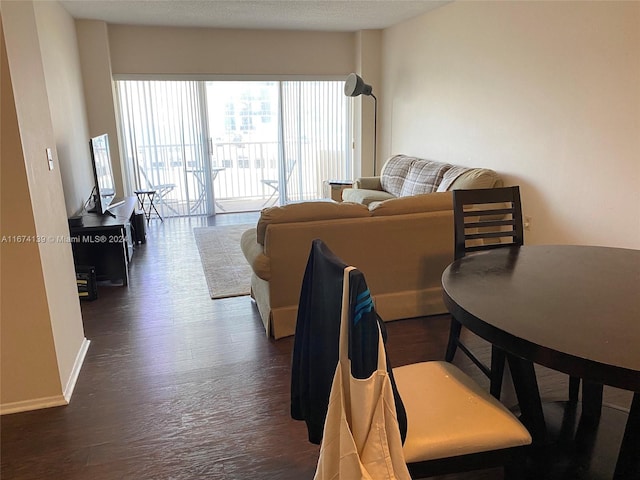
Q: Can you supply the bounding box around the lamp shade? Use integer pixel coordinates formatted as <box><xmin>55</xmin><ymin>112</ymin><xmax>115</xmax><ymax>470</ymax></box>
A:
<box><xmin>344</xmin><ymin>73</ymin><xmax>373</xmax><ymax>97</ymax></box>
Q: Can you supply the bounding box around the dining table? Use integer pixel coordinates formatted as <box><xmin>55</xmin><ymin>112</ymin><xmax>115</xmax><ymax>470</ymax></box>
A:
<box><xmin>441</xmin><ymin>245</ymin><xmax>640</xmax><ymax>479</ymax></box>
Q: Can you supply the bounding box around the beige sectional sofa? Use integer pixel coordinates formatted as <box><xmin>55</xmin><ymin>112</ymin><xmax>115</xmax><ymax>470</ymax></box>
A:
<box><xmin>240</xmin><ymin>155</ymin><xmax>502</xmax><ymax>339</ymax></box>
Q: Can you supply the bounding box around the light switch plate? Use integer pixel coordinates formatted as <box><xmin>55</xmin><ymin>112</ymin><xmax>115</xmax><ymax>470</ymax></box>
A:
<box><xmin>46</xmin><ymin>148</ymin><xmax>54</xmax><ymax>170</ymax></box>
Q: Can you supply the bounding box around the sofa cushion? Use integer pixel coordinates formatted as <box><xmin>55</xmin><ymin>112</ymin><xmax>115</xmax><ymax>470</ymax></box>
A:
<box><xmin>442</xmin><ymin>168</ymin><xmax>502</xmax><ymax>191</ymax></box>
<box><xmin>240</xmin><ymin>228</ymin><xmax>271</xmax><ymax>280</ymax></box>
<box><xmin>342</xmin><ymin>188</ymin><xmax>396</xmax><ymax>206</ymax></box>
<box><xmin>256</xmin><ymin>201</ymin><xmax>370</xmax><ymax>245</ymax></box>
<box><xmin>400</xmin><ymin>160</ymin><xmax>452</xmax><ymax>196</ymax></box>
<box><xmin>370</xmin><ymin>192</ymin><xmax>453</xmax><ymax>216</ymax></box>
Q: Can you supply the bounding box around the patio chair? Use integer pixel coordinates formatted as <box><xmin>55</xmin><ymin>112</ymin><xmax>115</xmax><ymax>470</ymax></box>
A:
<box><xmin>137</xmin><ymin>167</ymin><xmax>177</xmax><ymax>215</ymax></box>
<box><xmin>260</xmin><ymin>159</ymin><xmax>297</xmax><ymax>206</ymax></box>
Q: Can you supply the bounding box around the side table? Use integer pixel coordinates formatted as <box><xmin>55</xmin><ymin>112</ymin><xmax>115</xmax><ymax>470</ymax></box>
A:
<box><xmin>134</xmin><ymin>190</ymin><xmax>162</xmax><ymax>223</ymax></box>
<box><xmin>322</xmin><ymin>180</ymin><xmax>353</xmax><ymax>203</ymax></box>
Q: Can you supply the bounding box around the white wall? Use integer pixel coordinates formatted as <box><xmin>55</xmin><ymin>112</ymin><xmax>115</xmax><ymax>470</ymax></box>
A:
<box><xmin>34</xmin><ymin>1</ymin><xmax>93</xmax><ymax>216</ymax></box>
<box><xmin>1</xmin><ymin>0</ymin><xmax>87</xmax><ymax>414</ymax></box>
<box><xmin>381</xmin><ymin>1</ymin><xmax>640</xmax><ymax>248</ymax></box>
<box><xmin>1</xmin><ymin>17</ymin><xmax>62</xmax><ymax>408</ymax></box>
<box><xmin>74</xmin><ymin>22</ymin><xmax>370</xmax><ymax>196</ymax></box>
<box><xmin>108</xmin><ymin>25</ymin><xmax>355</xmax><ymax>76</ymax></box>
<box><xmin>76</xmin><ymin>20</ymin><xmax>124</xmax><ymax>197</ymax></box>
<box><xmin>354</xmin><ymin>30</ymin><xmax>382</xmax><ymax>177</ymax></box>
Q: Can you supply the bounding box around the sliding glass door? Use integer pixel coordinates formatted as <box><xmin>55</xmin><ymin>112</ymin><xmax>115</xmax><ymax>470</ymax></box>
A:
<box><xmin>117</xmin><ymin>79</ymin><xmax>352</xmax><ymax>216</ymax></box>
<box><xmin>205</xmin><ymin>81</ymin><xmax>280</xmax><ymax>211</ymax></box>
<box><xmin>118</xmin><ymin>80</ymin><xmax>211</xmax><ymax>217</ymax></box>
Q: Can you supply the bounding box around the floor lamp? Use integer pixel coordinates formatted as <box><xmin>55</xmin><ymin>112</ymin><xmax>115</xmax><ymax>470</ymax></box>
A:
<box><xmin>344</xmin><ymin>73</ymin><xmax>378</xmax><ymax>175</ymax></box>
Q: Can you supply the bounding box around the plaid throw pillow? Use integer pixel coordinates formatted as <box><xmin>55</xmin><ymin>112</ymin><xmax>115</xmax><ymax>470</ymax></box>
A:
<box><xmin>380</xmin><ymin>155</ymin><xmax>415</xmax><ymax>197</ymax></box>
<box><xmin>400</xmin><ymin>160</ymin><xmax>453</xmax><ymax>196</ymax></box>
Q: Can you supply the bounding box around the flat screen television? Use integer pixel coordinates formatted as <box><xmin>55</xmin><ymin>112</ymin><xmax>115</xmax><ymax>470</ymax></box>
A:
<box><xmin>89</xmin><ymin>133</ymin><xmax>116</xmax><ymax>216</ymax></box>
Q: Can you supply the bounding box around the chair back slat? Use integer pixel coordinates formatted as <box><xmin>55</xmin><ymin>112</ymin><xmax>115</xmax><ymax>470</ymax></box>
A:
<box><xmin>453</xmin><ymin>186</ymin><xmax>524</xmax><ymax>260</ymax></box>
<box><xmin>463</xmin><ymin>208</ymin><xmax>514</xmax><ymax>217</ymax></box>
<box><xmin>465</xmin><ymin>230</ymin><xmax>519</xmax><ymax>241</ymax></box>
<box><xmin>464</xmin><ymin>219</ymin><xmax>516</xmax><ymax>229</ymax></box>
<box><xmin>463</xmin><ymin>242</ymin><xmax>514</xmax><ymax>254</ymax></box>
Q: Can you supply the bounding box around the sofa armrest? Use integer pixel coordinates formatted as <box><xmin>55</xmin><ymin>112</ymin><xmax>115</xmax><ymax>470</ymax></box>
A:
<box><xmin>443</xmin><ymin>168</ymin><xmax>502</xmax><ymax>191</ymax></box>
<box><xmin>240</xmin><ymin>228</ymin><xmax>271</xmax><ymax>281</ymax></box>
<box><xmin>354</xmin><ymin>176</ymin><xmax>382</xmax><ymax>190</ymax></box>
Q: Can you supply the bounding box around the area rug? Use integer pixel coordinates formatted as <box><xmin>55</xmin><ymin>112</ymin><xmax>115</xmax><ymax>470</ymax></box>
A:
<box><xmin>193</xmin><ymin>224</ymin><xmax>253</xmax><ymax>299</ymax></box>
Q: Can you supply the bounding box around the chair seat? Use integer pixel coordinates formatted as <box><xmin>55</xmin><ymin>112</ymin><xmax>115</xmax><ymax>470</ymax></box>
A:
<box><xmin>393</xmin><ymin>361</ymin><xmax>532</xmax><ymax>463</ymax></box>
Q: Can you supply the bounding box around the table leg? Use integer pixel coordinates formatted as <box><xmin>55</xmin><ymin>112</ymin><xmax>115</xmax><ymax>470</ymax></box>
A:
<box><xmin>581</xmin><ymin>380</ymin><xmax>603</xmax><ymax>421</ymax></box>
<box><xmin>148</xmin><ymin>195</ymin><xmax>163</xmax><ymax>222</ymax></box>
<box><xmin>490</xmin><ymin>346</ymin><xmax>506</xmax><ymax>399</ymax></box>
<box><xmin>614</xmin><ymin>392</ymin><xmax>640</xmax><ymax>479</ymax></box>
<box><xmin>507</xmin><ymin>354</ymin><xmax>547</xmax><ymax>444</ymax></box>
<box><xmin>142</xmin><ymin>197</ymin><xmax>151</xmax><ymax>223</ymax></box>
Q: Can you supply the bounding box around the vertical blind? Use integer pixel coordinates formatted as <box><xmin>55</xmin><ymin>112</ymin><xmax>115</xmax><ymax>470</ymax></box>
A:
<box><xmin>280</xmin><ymin>81</ymin><xmax>352</xmax><ymax>203</ymax></box>
<box><xmin>117</xmin><ymin>80</ymin><xmax>210</xmax><ymax>217</ymax></box>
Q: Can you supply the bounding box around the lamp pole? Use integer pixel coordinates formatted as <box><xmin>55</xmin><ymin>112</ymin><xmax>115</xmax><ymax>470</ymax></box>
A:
<box><xmin>371</xmin><ymin>94</ymin><xmax>377</xmax><ymax>176</ymax></box>
<box><xmin>344</xmin><ymin>73</ymin><xmax>377</xmax><ymax>176</ymax></box>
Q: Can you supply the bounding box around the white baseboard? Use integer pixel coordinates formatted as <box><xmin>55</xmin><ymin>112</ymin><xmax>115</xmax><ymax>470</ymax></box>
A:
<box><xmin>63</xmin><ymin>337</ymin><xmax>91</xmax><ymax>403</ymax></box>
<box><xmin>0</xmin><ymin>337</ymin><xmax>90</xmax><ymax>415</ymax></box>
<box><xmin>0</xmin><ymin>395</ymin><xmax>67</xmax><ymax>415</ymax></box>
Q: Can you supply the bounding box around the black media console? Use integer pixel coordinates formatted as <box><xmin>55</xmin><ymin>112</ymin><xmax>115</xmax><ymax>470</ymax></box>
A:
<box><xmin>69</xmin><ymin>196</ymin><xmax>139</xmax><ymax>286</ymax></box>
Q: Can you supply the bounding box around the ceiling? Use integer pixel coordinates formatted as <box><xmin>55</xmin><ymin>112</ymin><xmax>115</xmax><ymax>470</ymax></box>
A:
<box><xmin>59</xmin><ymin>0</ymin><xmax>449</xmax><ymax>32</ymax></box>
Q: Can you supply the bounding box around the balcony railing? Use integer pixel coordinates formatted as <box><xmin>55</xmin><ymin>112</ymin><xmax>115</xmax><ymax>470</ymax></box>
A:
<box><xmin>133</xmin><ymin>141</ymin><xmax>351</xmax><ymax>216</ymax></box>
<box><xmin>211</xmin><ymin>141</ymin><xmax>281</xmax><ymax>203</ymax></box>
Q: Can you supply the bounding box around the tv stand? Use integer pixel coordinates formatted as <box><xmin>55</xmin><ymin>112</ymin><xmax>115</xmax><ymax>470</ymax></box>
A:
<box><xmin>69</xmin><ymin>196</ymin><xmax>137</xmax><ymax>286</ymax></box>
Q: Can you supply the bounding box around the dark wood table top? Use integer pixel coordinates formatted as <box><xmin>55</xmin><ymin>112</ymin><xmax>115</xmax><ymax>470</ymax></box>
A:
<box><xmin>442</xmin><ymin>245</ymin><xmax>640</xmax><ymax>391</ymax></box>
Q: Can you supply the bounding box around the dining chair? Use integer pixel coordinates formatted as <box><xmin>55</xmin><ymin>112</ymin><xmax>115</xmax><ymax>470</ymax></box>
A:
<box><xmin>444</xmin><ymin>186</ymin><xmax>581</xmax><ymax>403</ymax></box>
<box><xmin>292</xmin><ymin>239</ymin><xmax>532</xmax><ymax>479</ymax></box>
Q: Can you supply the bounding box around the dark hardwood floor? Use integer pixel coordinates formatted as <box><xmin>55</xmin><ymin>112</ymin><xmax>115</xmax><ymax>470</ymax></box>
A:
<box><xmin>0</xmin><ymin>214</ymin><xmax>633</xmax><ymax>479</ymax></box>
